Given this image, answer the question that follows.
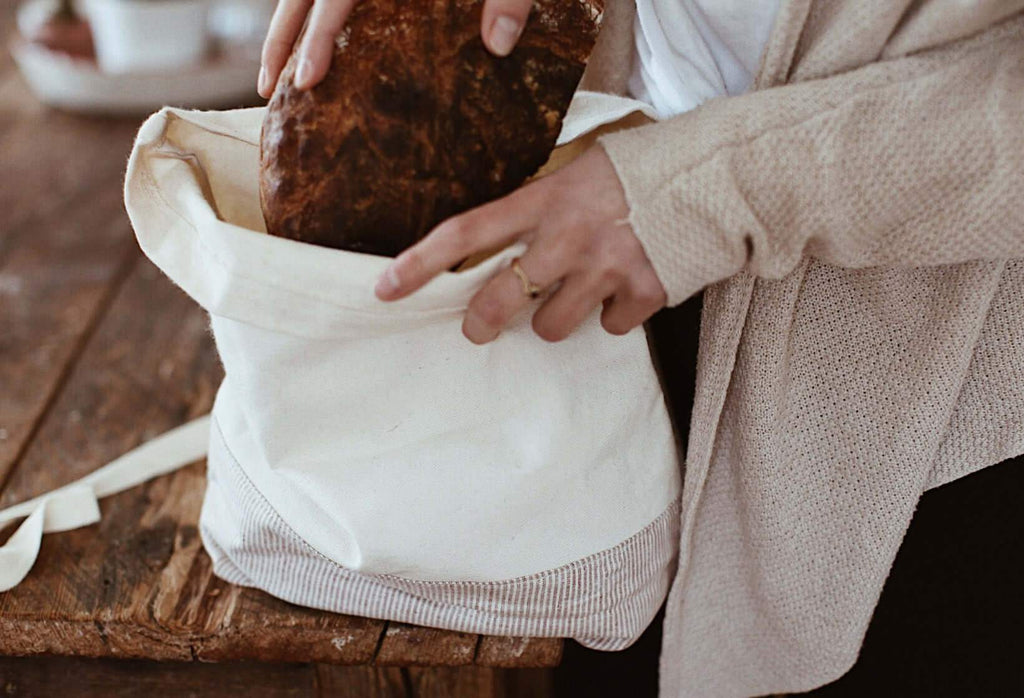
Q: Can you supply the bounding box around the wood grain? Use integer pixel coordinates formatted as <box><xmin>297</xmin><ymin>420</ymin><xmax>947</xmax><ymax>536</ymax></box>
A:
<box><xmin>0</xmin><ymin>114</ymin><xmax>141</xmax><ymax>488</ymax></box>
<box><xmin>0</xmin><ymin>657</ymin><xmax>556</xmax><ymax>697</ymax></box>
<box><xmin>477</xmin><ymin>636</ymin><xmax>564</xmax><ymax>668</ymax></box>
<box><xmin>0</xmin><ymin>111</ymin><xmax>140</xmax><ymax>263</ymax></box>
<box><xmin>316</xmin><ymin>664</ymin><xmax>555</xmax><ymax>697</ymax></box>
<box><xmin>0</xmin><ymin>656</ymin><xmax>315</xmax><ymax>698</ymax></box>
<box><xmin>377</xmin><ymin>623</ymin><xmax>480</xmax><ymax>667</ymax></box>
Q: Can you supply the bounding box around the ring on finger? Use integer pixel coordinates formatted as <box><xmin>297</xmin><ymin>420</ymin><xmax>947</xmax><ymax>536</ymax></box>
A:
<box><xmin>510</xmin><ymin>256</ymin><xmax>544</xmax><ymax>299</ymax></box>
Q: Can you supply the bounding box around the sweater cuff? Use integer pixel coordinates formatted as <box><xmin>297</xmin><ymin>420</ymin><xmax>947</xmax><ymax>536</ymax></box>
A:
<box><xmin>598</xmin><ymin>124</ymin><xmax>753</xmax><ymax>308</ymax></box>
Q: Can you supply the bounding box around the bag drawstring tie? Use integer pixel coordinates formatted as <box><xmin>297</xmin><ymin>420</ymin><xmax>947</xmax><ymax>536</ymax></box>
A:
<box><xmin>0</xmin><ymin>415</ymin><xmax>210</xmax><ymax>592</ymax></box>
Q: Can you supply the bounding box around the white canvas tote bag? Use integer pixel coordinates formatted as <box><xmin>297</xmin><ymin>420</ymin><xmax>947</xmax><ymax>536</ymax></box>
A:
<box><xmin>0</xmin><ymin>93</ymin><xmax>679</xmax><ymax>650</ymax></box>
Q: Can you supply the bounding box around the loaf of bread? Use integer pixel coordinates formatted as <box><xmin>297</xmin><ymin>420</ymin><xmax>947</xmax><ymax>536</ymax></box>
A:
<box><xmin>259</xmin><ymin>0</ymin><xmax>603</xmax><ymax>256</ymax></box>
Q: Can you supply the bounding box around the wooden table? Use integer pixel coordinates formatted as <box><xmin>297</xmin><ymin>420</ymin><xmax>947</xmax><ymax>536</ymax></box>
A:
<box><xmin>0</xmin><ymin>10</ymin><xmax>561</xmax><ymax>696</ymax></box>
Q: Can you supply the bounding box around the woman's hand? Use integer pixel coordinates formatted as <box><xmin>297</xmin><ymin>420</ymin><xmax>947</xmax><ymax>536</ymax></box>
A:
<box><xmin>258</xmin><ymin>0</ymin><xmax>534</xmax><ymax>97</ymax></box>
<box><xmin>374</xmin><ymin>145</ymin><xmax>668</xmax><ymax>344</ymax></box>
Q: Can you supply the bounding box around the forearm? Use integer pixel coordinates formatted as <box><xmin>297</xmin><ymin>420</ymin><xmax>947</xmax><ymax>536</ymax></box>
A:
<box><xmin>600</xmin><ymin>14</ymin><xmax>1024</xmax><ymax>306</ymax></box>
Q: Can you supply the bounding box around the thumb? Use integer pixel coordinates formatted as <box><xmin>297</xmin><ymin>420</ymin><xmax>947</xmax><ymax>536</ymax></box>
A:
<box><xmin>481</xmin><ymin>0</ymin><xmax>532</xmax><ymax>57</ymax></box>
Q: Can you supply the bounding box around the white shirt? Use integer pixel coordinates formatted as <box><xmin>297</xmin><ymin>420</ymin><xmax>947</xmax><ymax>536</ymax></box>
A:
<box><xmin>628</xmin><ymin>0</ymin><xmax>782</xmax><ymax>118</ymax></box>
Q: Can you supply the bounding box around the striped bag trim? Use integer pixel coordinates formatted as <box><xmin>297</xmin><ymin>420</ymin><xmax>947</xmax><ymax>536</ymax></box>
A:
<box><xmin>199</xmin><ymin>417</ymin><xmax>680</xmax><ymax>650</ymax></box>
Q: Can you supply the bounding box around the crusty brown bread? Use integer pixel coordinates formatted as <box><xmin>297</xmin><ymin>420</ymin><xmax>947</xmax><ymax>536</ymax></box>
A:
<box><xmin>259</xmin><ymin>0</ymin><xmax>603</xmax><ymax>256</ymax></box>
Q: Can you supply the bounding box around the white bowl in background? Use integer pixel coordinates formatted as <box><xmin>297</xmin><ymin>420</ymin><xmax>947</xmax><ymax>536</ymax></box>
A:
<box><xmin>12</xmin><ymin>0</ymin><xmax>262</xmax><ymax>114</ymax></box>
<box><xmin>85</xmin><ymin>0</ymin><xmax>211</xmax><ymax>74</ymax></box>
<box><xmin>11</xmin><ymin>37</ymin><xmax>260</xmax><ymax>114</ymax></box>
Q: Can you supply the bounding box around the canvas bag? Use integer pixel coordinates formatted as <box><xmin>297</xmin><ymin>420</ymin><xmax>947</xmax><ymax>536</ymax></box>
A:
<box><xmin>0</xmin><ymin>93</ymin><xmax>678</xmax><ymax>650</ymax></box>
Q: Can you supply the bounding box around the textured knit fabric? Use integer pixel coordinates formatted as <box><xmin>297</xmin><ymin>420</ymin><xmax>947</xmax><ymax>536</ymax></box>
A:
<box><xmin>579</xmin><ymin>1</ymin><xmax>1024</xmax><ymax>696</ymax></box>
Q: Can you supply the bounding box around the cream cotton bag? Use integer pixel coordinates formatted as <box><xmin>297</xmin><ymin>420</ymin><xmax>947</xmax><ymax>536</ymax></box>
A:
<box><xmin>0</xmin><ymin>94</ymin><xmax>680</xmax><ymax>650</ymax></box>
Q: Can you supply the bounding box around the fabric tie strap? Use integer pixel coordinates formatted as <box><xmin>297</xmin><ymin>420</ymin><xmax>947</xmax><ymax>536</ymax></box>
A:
<box><xmin>0</xmin><ymin>415</ymin><xmax>210</xmax><ymax>592</ymax></box>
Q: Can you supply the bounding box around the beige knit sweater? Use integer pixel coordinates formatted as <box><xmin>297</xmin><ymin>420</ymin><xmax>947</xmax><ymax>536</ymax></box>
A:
<box><xmin>580</xmin><ymin>1</ymin><xmax>1024</xmax><ymax>696</ymax></box>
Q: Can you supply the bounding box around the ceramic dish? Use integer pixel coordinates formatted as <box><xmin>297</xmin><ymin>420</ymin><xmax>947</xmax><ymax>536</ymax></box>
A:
<box><xmin>12</xmin><ymin>0</ymin><xmax>261</xmax><ymax>114</ymax></box>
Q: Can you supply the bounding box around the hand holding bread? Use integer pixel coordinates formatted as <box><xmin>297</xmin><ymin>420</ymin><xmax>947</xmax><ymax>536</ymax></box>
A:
<box><xmin>258</xmin><ymin>0</ymin><xmax>603</xmax><ymax>256</ymax></box>
<box><xmin>375</xmin><ymin>141</ymin><xmax>667</xmax><ymax>344</ymax></box>
<box><xmin>257</xmin><ymin>0</ymin><xmax>667</xmax><ymax>343</ymax></box>
<box><xmin>259</xmin><ymin>0</ymin><xmax>542</xmax><ymax>97</ymax></box>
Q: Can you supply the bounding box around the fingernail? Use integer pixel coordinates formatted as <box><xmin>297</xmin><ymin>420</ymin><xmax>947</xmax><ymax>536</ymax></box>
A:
<box><xmin>375</xmin><ymin>264</ymin><xmax>400</xmax><ymax>299</ymax></box>
<box><xmin>464</xmin><ymin>313</ymin><xmax>499</xmax><ymax>344</ymax></box>
<box><xmin>489</xmin><ymin>16</ymin><xmax>522</xmax><ymax>57</ymax></box>
<box><xmin>257</xmin><ymin>65</ymin><xmax>269</xmax><ymax>96</ymax></box>
<box><xmin>295</xmin><ymin>56</ymin><xmax>313</xmax><ymax>88</ymax></box>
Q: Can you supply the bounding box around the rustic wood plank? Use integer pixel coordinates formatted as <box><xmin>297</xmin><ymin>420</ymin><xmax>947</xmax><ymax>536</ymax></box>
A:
<box><xmin>0</xmin><ymin>96</ymin><xmax>141</xmax><ymax>487</ymax></box>
<box><xmin>315</xmin><ymin>665</ymin><xmax>410</xmax><ymax>697</ymax></box>
<box><xmin>0</xmin><ymin>258</ymin><xmax>221</xmax><ymax>660</ymax></box>
<box><xmin>476</xmin><ymin>636</ymin><xmax>563</xmax><ymax>668</ymax></box>
<box><xmin>0</xmin><ymin>656</ymin><xmax>316</xmax><ymax>697</ymax></box>
<box><xmin>0</xmin><ymin>259</ymin><xmax>218</xmax><ymax>504</ymax></box>
<box><xmin>0</xmin><ymin>657</ymin><xmax>556</xmax><ymax>698</ymax></box>
<box><xmin>403</xmin><ymin>667</ymin><xmax>501</xmax><ymax>698</ymax></box>
<box><xmin>315</xmin><ymin>664</ymin><xmax>555</xmax><ymax>698</ymax></box>
<box><xmin>0</xmin><ymin>183</ymin><xmax>137</xmax><ymax>489</ymax></box>
<box><xmin>190</xmin><ymin>581</ymin><xmax>384</xmax><ymax>665</ymax></box>
<box><xmin>405</xmin><ymin>666</ymin><xmax>554</xmax><ymax>697</ymax></box>
<box><xmin>376</xmin><ymin>623</ymin><xmax>479</xmax><ymax>667</ymax></box>
<box><xmin>0</xmin><ymin>109</ymin><xmax>141</xmax><ymax>263</ymax></box>
<box><xmin>492</xmin><ymin>667</ymin><xmax>557</xmax><ymax>698</ymax></box>
<box><xmin>0</xmin><ymin>259</ymin><xmax>385</xmax><ymax>664</ymax></box>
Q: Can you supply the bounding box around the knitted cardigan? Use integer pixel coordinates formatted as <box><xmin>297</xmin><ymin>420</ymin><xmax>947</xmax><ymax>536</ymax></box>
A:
<box><xmin>580</xmin><ymin>1</ymin><xmax>1024</xmax><ymax>696</ymax></box>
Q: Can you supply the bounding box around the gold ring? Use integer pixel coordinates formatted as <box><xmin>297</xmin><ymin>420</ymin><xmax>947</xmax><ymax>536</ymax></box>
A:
<box><xmin>510</xmin><ymin>257</ymin><xmax>543</xmax><ymax>299</ymax></box>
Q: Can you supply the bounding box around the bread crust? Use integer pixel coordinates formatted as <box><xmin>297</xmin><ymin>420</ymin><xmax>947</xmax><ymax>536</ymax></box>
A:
<box><xmin>259</xmin><ymin>0</ymin><xmax>603</xmax><ymax>256</ymax></box>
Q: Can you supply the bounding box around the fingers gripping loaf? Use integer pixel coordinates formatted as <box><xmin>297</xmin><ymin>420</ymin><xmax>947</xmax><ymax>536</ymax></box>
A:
<box><xmin>259</xmin><ymin>0</ymin><xmax>603</xmax><ymax>256</ymax></box>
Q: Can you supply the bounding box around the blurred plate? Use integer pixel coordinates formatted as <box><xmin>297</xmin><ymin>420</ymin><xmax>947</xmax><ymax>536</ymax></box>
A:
<box><xmin>12</xmin><ymin>0</ymin><xmax>262</xmax><ymax>115</ymax></box>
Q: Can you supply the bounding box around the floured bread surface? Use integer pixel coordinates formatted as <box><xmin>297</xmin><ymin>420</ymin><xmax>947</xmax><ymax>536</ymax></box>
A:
<box><xmin>259</xmin><ymin>0</ymin><xmax>603</xmax><ymax>256</ymax></box>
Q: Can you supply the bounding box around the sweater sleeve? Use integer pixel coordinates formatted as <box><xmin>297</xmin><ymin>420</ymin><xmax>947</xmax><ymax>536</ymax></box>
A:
<box><xmin>598</xmin><ymin>14</ymin><xmax>1024</xmax><ymax>307</ymax></box>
